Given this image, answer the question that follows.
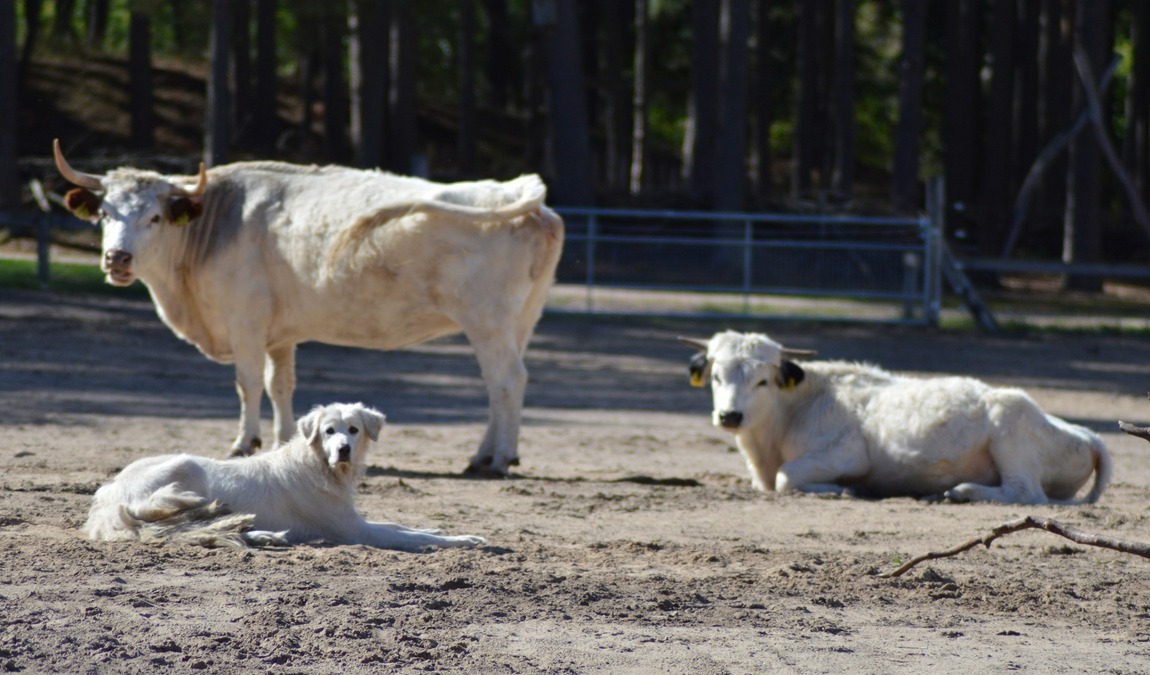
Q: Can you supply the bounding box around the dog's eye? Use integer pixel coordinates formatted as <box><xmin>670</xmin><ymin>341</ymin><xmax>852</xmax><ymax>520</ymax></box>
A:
<box><xmin>348</xmin><ymin>426</ymin><xmax>358</xmax><ymax>434</ymax></box>
<box><xmin>324</xmin><ymin>427</ymin><xmax>335</xmax><ymax>436</ymax></box>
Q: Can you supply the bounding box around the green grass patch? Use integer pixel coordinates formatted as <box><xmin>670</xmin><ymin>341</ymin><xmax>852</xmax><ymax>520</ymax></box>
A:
<box><xmin>0</xmin><ymin>258</ymin><xmax>149</xmax><ymax>298</ymax></box>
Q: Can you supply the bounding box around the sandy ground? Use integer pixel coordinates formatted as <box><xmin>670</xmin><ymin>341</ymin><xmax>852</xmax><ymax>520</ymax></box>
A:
<box><xmin>2</xmin><ymin>287</ymin><xmax>1150</xmax><ymax>673</ymax></box>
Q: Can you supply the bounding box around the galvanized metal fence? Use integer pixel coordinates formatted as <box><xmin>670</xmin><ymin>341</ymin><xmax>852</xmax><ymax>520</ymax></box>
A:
<box><xmin>553</xmin><ymin>201</ymin><xmax>943</xmax><ymax>326</ymax></box>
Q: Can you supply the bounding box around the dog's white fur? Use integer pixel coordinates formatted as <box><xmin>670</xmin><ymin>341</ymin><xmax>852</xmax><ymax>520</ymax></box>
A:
<box><xmin>82</xmin><ymin>403</ymin><xmax>486</xmax><ymax>550</ymax></box>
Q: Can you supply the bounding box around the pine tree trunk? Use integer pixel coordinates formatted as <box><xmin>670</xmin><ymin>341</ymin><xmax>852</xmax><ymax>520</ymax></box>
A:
<box><xmin>891</xmin><ymin>0</ymin><xmax>925</xmax><ymax>211</ymax></box>
<box><xmin>128</xmin><ymin>11</ymin><xmax>153</xmax><ymax>150</ymax></box>
<box><xmin>252</xmin><ymin>0</ymin><xmax>278</xmax><ymax>154</ymax></box>
<box><xmin>458</xmin><ymin>0</ymin><xmax>477</xmax><ymax>176</ymax></box>
<box><xmin>683</xmin><ymin>0</ymin><xmax>718</xmax><ymax>204</ymax></box>
<box><xmin>0</xmin><ymin>0</ymin><xmax>17</xmax><ymax>210</ymax></box>
<box><xmin>349</xmin><ymin>0</ymin><xmax>386</xmax><ymax>169</ymax></box>
<box><xmin>713</xmin><ymin>0</ymin><xmax>749</xmax><ymax>212</ymax></box>
<box><xmin>206</xmin><ymin>0</ymin><xmax>232</xmax><ymax>167</ymax></box>
<box><xmin>387</xmin><ymin>1</ymin><xmax>417</xmax><ymax>174</ymax></box>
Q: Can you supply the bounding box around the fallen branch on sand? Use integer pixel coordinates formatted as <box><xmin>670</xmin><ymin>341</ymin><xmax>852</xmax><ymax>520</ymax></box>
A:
<box><xmin>882</xmin><ymin>515</ymin><xmax>1150</xmax><ymax>578</ymax></box>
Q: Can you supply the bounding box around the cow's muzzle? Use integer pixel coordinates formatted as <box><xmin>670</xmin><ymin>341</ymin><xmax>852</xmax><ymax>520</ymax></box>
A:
<box><xmin>103</xmin><ymin>250</ymin><xmax>135</xmax><ymax>285</ymax></box>
<box><xmin>717</xmin><ymin>410</ymin><xmax>744</xmax><ymax>429</ymax></box>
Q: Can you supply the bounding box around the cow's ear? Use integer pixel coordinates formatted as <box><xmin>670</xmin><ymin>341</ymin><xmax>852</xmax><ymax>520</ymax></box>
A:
<box><xmin>64</xmin><ymin>188</ymin><xmax>101</xmax><ymax>221</ymax></box>
<box><xmin>688</xmin><ymin>352</ymin><xmax>711</xmax><ymax>387</ymax></box>
<box><xmin>776</xmin><ymin>360</ymin><xmax>805</xmax><ymax>390</ymax></box>
<box><xmin>168</xmin><ymin>197</ymin><xmax>204</xmax><ymax>226</ymax></box>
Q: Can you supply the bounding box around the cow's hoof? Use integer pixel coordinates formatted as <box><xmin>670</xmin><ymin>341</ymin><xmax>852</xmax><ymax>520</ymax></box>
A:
<box><xmin>462</xmin><ymin>462</ymin><xmax>510</xmax><ymax>479</ymax></box>
<box><xmin>228</xmin><ymin>437</ymin><xmax>260</xmax><ymax>458</ymax></box>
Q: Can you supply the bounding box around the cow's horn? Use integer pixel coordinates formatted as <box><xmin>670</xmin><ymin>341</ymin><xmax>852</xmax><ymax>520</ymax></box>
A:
<box><xmin>781</xmin><ymin>347</ymin><xmax>818</xmax><ymax>359</ymax></box>
<box><xmin>170</xmin><ymin>162</ymin><xmax>208</xmax><ymax>197</ymax></box>
<box><xmin>52</xmin><ymin>139</ymin><xmax>103</xmax><ymax>190</ymax></box>
<box><xmin>678</xmin><ymin>336</ymin><xmax>711</xmax><ymax>351</ymax></box>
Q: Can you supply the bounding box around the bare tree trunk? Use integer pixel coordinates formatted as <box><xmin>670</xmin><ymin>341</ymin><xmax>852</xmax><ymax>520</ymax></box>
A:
<box><xmin>349</xmin><ymin>0</ymin><xmax>386</xmax><ymax>169</ymax></box>
<box><xmin>629</xmin><ymin>0</ymin><xmax>647</xmax><ymax>195</ymax></box>
<box><xmin>231</xmin><ymin>0</ymin><xmax>252</xmax><ymax>148</ymax></box>
<box><xmin>458</xmin><ymin>0</ymin><xmax>477</xmax><ymax>177</ymax></box>
<box><xmin>980</xmin><ymin>0</ymin><xmax>1015</xmax><ymax>254</ymax></box>
<box><xmin>206</xmin><ymin>0</ymin><xmax>232</xmax><ymax>167</ymax></box>
<box><xmin>683</xmin><ymin>0</ymin><xmax>719</xmax><ymax>204</ymax></box>
<box><xmin>322</xmin><ymin>9</ymin><xmax>349</xmax><ymax>162</ymax></box>
<box><xmin>0</xmin><ymin>0</ymin><xmax>17</xmax><ymax>210</ymax></box>
<box><xmin>1064</xmin><ymin>0</ymin><xmax>1110</xmax><ymax>291</ymax></box>
<box><xmin>387</xmin><ymin>1</ymin><xmax>416</xmax><ymax>174</ymax></box>
<box><xmin>713</xmin><ymin>0</ymin><xmax>750</xmax><ymax>212</ymax></box>
<box><xmin>830</xmin><ymin>0</ymin><xmax>854</xmax><ymax>201</ymax></box>
<box><xmin>891</xmin><ymin>0</ymin><xmax>925</xmax><ymax>211</ymax></box>
<box><xmin>253</xmin><ymin>0</ymin><xmax>278</xmax><ymax>154</ymax></box>
<box><xmin>942</xmin><ymin>0</ymin><xmax>980</xmax><ymax>231</ymax></box>
<box><xmin>128</xmin><ymin>10</ymin><xmax>153</xmax><ymax>149</ymax></box>
<box><xmin>86</xmin><ymin>0</ymin><xmax>109</xmax><ymax>50</ymax></box>
<box><xmin>534</xmin><ymin>0</ymin><xmax>594</xmax><ymax>205</ymax></box>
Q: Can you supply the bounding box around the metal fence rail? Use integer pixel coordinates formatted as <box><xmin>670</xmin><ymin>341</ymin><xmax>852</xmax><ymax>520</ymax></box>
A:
<box><xmin>553</xmin><ymin>205</ymin><xmax>941</xmax><ymax>326</ymax></box>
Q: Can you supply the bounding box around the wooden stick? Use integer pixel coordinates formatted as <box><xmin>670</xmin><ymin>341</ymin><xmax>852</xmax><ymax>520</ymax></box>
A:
<box><xmin>1119</xmin><ymin>420</ymin><xmax>1150</xmax><ymax>443</ymax></box>
<box><xmin>882</xmin><ymin>515</ymin><xmax>1150</xmax><ymax>578</ymax></box>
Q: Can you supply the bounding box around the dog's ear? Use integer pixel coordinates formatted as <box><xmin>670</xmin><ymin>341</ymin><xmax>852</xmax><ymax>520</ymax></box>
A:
<box><xmin>775</xmin><ymin>360</ymin><xmax>805</xmax><ymax>390</ymax></box>
<box><xmin>688</xmin><ymin>352</ymin><xmax>711</xmax><ymax>388</ymax></box>
<box><xmin>357</xmin><ymin>405</ymin><xmax>386</xmax><ymax>441</ymax></box>
<box><xmin>297</xmin><ymin>406</ymin><xmax>325</xmax><ymax>447</ymax></box>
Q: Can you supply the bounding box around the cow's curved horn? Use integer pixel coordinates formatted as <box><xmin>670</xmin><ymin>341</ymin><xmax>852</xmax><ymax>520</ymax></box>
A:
<box><xmin>52</xmin><ymin>139</ymin><xmax>103</xmax><ymax>190</ymax></box>
<box><xmin>170</xmin><ymin>162</ymin><xmax>208</xmax><ymax>197</ymax></box>
<box><xmin>781</xmin><ymin>347</ymin><xmax>818</xmax><ymax>359</ymax></box>
<box><xmin>678</xmin><ymin>336</ymin><xmax>711</xmax><ymax>351</ymax></box>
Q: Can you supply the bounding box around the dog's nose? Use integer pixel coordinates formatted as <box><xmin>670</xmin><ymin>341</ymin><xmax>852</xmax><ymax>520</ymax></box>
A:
<box><xmin>717</xmin><ymin>411</ymin><xmax>743</xmax><ymax>429</ymax></box>
<box><xmin>337</xmin><ymin>445</ymin><xmax>351</xmax><ymax>462</ymax></box>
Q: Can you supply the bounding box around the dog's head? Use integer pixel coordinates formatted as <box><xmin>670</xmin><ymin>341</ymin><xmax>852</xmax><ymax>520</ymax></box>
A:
<box><xmin>297</xmin><ymin>403</ymin><xmax>386</xmax><ymax>481</ymax></box>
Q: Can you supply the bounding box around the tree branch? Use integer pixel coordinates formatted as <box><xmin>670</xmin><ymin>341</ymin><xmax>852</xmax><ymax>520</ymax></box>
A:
<box><xmin>881</xmin><ymin>515</ymin><xmax>1150</xmax><ymax>578</ymax></box>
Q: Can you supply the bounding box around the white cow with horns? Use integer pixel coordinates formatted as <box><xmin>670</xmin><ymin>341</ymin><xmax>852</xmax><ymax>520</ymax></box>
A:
<box><xmin>681</xmin><ymin>330</ymin><xmax>1112</xmax><ymax>504</ymax></box>
<box><xmin>54</xmin><ymin>140</ymin><xmax>564</xmax><ymax>475</ymax></box>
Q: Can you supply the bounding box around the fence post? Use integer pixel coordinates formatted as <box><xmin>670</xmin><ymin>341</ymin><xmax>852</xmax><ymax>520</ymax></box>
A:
<box><xmin>924</xmin><ymin>177</ymin><xmax>945</xmax><ymax>326</ymax></box>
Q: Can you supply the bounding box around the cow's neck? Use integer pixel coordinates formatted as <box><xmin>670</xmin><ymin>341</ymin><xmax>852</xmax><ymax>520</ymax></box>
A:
<box><xmin>139</xmin><ymin>265</ymin><xmax>224</xmax><ymax>361</ymax></box>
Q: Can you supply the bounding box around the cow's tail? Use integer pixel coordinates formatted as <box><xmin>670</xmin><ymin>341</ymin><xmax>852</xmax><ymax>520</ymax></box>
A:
<box><xmin>1082</xmin><ymin>435</ymin><xmax>1114</xmax><ymax>505</ymax></box>
<box><xmin>86</xmin><ymin>483</ymin><xmax>287</xmax><ymax>548</ymax></box>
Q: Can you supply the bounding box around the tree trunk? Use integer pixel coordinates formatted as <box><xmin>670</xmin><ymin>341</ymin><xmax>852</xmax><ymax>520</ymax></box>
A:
<box><xmin>942</xmin><ymin>0</ymin><xmax>980</xmax><ymax>232</ymax></box>
<box><xmin>458</xmin><ymin>0</ymin><xmax>477</xmax><ymax>177</ymax></box>
<box><xmin>629</xmin><ymin>0</ymin><xmax>648</xmax><ymax>195</ymax></box>
<box><xmin>86</xmin><ymin>0</ymin><xmax>109</xmax><ymax>50</ymax></box>
<box><xmin>51</xmin><ymin>0</ymin><xmax>77</xmax><ymax>44</ymax></box>
<box><xmin>387</xmin><ymin>0</ymin><xmax>417</xmax><ymax>174</ymax></box>
<box><xmin>683</xmin><ymin>0</ymin><xmax>718</xmax><ymax>204</ymax></box>
<box><xmin>0</xmin><ymin>0</ymin><xmax>17</xmax><ymax>210</ymax></box>
<box><xmin>713</xmin><ymin>0</ymin><xmax>750</xmax><ymax>212</ymax></box>
<box><xmin>1037</xmin><ymin>0</ymin><xmax>1071</xmax><ymax>233</ymax></box>
<box><xmin>794</xmin><ymin>0</ymin><xmax>829</xmax><ymax>198</ymax></box>
<box><xmin>19</xmin><ymin>0</ymin><xmax>43</xmax><ymax>85</ymax></box>
<box><xmin>980</xmin><ymin>0</ymin><xmax>1015</xmax><ymax>254</ymax></box>
<box><xmin>128</xmin><ymin>10</ymin><xmax>153</xmax><ymax>150</ymax></box>
<box><xmin>349</xmin><ymin>0</ymin><xmax>387</xmax><ymax>169</ymax></box>
<box><xmin>322</xmin><ymin>10</ymin><xmax>349</xmax><ymax>162</ymax></box>
<box><xmin>231</xmin><ymin>0</ymin><xmax>252</xmax><ymax>147</ymax></box>
<box><xmin>752</xmin><ymin>0</ymin><xmax>774</xmax><ymax>201</ymax></box>
<box><xmin>830</xmin><ymin>0</ymin><xmax>855</xmax><ymax>200</ymax></box>
<box><xmin>601</xmin><ymin>0</ymin><xmax>631</xmax><ymax>190</ymax></box>
<box><xmin>252</xmin><ymin>0</ymin><xmax>278</xmax><ymax>154</ymax></box>
<box><xmin>206</xmin><ymin>0</ymin><xmax>232</xmax><ymax>167</ymax></box>
<box><xmin>1015</xmin><ymin>0</ymin><xmax>1040</xmax><ymax>192</ymax></box>
<box><xmin>534</xmin><ymin>0</ymin><xmax>594</xmax><ymax>205</ymax></box>
<box><xmin>891</xmin><ymin>0</ymin><xmax>926</xmax><ymax>211</ymax></box>
<box><xmin>1064</xmin><ymin>0</ymin><xmax>1110</xmax><ymax>291</ymax></box>
<box><xmin>481</xmin><ymin>0</ymin><xmax>514</xmax><ymax>110</ymax></box>
<box><xmin>1125</xmin><ymin>0</ymin><xmax>1150</xmax><ymax>200</ymax></box>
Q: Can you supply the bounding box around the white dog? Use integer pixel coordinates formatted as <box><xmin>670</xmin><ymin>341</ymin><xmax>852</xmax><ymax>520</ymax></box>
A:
<box><xmin>83</xmin><ymin>402</ymin><xmax>486</xmax><ymax>551</ymax></box>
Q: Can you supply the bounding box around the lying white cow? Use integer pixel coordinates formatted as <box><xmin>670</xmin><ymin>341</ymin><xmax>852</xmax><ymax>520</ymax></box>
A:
<box><xmin>54</xmin><ymin>140</ymin><xmax>564</xmax><ymax>475</ymax></box>
<box><xmin>681</xmin><ymin>331</ymin><xmax>1112</xmax><ymax>504</ymax></box>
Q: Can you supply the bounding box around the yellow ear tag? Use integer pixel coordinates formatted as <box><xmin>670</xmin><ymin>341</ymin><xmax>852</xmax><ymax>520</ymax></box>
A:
<box><xmin>781</xmin><ymin>377</ymin><xmax>797</xmax><ymax>391</ymax></box>
<box><xmin>173</xmin><ymin>213</ymin><xmax>190</xmax><ymax>226</ymax></box>
<box><xmin>690</xmin><ymin>372</ymin><xmax>706</xmax><ymax>388</ymax></box>
<box><xmin>74</xmin><ymin>204</ymin><xmax>91</xmax><ymax>220</ymax></box>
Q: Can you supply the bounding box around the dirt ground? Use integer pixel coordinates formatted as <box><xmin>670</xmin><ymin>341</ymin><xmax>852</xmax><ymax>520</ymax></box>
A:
<box><xmin>2</xmin><ymin>288</ymin><xmax>1150</xmax><ymax>674</ymax></box>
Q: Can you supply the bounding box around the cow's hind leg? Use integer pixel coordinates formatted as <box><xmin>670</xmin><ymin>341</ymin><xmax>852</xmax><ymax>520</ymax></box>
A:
<box><xmin>462</xmin><ymin>328</ymin><xmax>527</xmax><ymax>476</ymax></box>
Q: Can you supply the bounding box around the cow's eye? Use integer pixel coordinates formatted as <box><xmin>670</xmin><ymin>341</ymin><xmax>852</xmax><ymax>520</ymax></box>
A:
<box><xmin>348</xmin><ymin>426</ymin><xmax>358</xmax><ymax>435</ymax></box>
<box><xmin>757</xmin><ymin>379</ymin><xmax>769</xmax><ymax>387</ymax></box>
<box><xmin>149</xmin><ymin>214</ymin><xmax>161</xmax><ymax>225</ymax></box>
<box><xmin>325</xmin><ymin>427</ymin><xmax>335</xmax><ymax>436</ymax></box>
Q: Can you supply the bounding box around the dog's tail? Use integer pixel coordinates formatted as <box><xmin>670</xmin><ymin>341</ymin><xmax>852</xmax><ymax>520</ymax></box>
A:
<box><xmin>85</xmin><ymin>483</ymin><xmax>288</xmax><ymax>548</ymax></box>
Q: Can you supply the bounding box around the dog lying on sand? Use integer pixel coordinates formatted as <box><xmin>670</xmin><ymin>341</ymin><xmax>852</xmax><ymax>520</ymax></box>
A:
<box><xmin>83</xmin><ymin>402</ymin><xmax>486</xmax><ymax>551</ymax></box>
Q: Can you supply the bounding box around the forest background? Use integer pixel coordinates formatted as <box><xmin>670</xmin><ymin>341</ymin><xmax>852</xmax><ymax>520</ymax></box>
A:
<box><xmin>1</xmin><ymin>0</ymin><xmax>1149</xmax><ymax>289</ymax></box>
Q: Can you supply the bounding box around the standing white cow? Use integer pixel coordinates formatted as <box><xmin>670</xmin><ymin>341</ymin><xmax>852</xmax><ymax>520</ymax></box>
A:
<box><xmin>54</xmin><ymin>140</ymin><xmax>564</xmax><ymax>475</ymax></box>
<box><xmin>682</xmin><ymin>330</ymin><xmax>1112</xmax><ymax>504</ymax></box>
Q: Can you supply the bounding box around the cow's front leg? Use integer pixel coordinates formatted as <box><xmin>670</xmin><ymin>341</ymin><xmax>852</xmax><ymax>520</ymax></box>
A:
<box><xmin>775</xmin><ymin>440</ymin><xmax>869</xmax><ymax>496</ymax></box>
<box><xmin>265</xmin><ymin>344</ymin><xmax>297</xmax><ymax>447</ymax></box>
<box><xmin>463</xmin><ymin>331</ymin><xmax>527</xmax><ymax>476</ymax></box>
<box><xmin>229</xmin><ymin>346</ymin><xmax>267</xmax><ymax>457</ymax></box>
